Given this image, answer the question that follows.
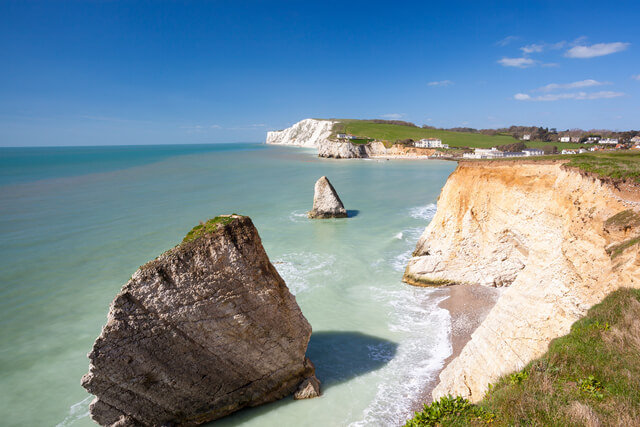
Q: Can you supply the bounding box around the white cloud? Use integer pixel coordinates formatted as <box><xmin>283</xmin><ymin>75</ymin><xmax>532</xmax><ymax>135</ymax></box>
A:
<box><xmin>521</xmin><ymin>43</ymin><xmax>544</xmax><ymax>54</ymax></box>
<box><xmin>497</xmin><ymin>36</ymin><xmax>519</xmax><ymax>47</ymax></box>
<box><xmin>565</xmin><ymin>42</ymin><xmax>630</xmax><ymax>58</ymax></box>
<box><xmin>498</xmin><ymin>57</ymin><xmax>536</xmax><ymax>68</ymax></box>
<box><xmin>428</xmin><ymin>80</ymin><xmax>454</xmax><ymax>87</ymax></box>
<box><xmin>633</xmin><ymin>74</ymin><xmax>640</xmax><ymax>80</ymax></box>
<box><xmin>210</xmin><ymin>124</ymin><xmax>221</xmax><ymax>129</ymax></box>
<box><xmin>514</xmin><ymin>91</ymin><xmax>624</xmax><ymax>101</ymax></box>
<box><xmin>537</xmin><ymin>79</ymin><xmax>609</xmax><ymax>92</ymax></box>
<box><xmin>380</xmin><ymin>113</ymin><xmax>404</xmax><ymax>119</ymax></box>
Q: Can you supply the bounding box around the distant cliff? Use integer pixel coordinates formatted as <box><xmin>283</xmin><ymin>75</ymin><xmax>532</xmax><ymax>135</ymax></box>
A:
<box><xmin>403</xmin><ymin>161</ymin><xmax>640</xmax><ymax>402</ymax></box>
<box><xmin>267</xmin><ymin>119</ymin><xmax>436</xmax><ymax>158</ymax></box>
<box><xmin>82</xmin><ymin>215</ymin><xmax>316</xmax><ymax>426</ymax></box>
<box><xmin>266</xmin><ymin>119</ymin><xmax>336</xmax><ymax>148</ymax></box>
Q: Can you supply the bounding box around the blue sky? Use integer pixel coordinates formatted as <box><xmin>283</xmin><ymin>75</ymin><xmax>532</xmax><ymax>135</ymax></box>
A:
<box><xmin>1</xmin><ymin>0</ymin><xmax>639</xmax><ymax>146</ymax></box>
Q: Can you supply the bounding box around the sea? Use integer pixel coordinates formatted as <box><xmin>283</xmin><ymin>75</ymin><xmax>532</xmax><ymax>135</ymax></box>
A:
<box><xmin>0</xmin><ymin>142</ymin><xmax>457</xmax><ymax>426</ymax></box>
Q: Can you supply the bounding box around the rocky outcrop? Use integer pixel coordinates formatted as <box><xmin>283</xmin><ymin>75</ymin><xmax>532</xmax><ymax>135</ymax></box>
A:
<box><xmin>266</xmin><ymin>119</ymin><xmax>336</xmax><ymax>148</ymax></box>
<box><xmin>317</xmin><ymin>139</ymin><xmax>436</xmax><ymax>159</ymax></box>
<box><xmin>308</xmin><ymin>176</ymin><xmax>348</xmax><ymax>219</ymax></box>
<box><xmin>82</xmin><ymin>215</ymin><xmax>317</xmax><ymax>426</ymax></box>
<box><xmin>403</xmin><ymin>161</ymin><xmax>640</xmax><ymax>402</ymax></box>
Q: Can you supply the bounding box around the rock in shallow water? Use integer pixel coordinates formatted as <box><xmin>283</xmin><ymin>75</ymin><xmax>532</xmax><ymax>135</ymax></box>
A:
<box><xmin>308</xmin><ymin>176</ymin><xmax>348</xmax><ymax>219</ymax></box>
<box><xmin>81</xmin><ymin>215</ymin><xmax>316</xmax><ymax>426</ymax></box>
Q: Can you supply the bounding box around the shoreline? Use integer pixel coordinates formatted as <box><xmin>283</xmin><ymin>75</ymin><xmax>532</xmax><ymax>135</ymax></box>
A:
<box><xmin>410</xmin><ymin>284</ymin><xmax>502</xmax><ymax>412</ymax></box>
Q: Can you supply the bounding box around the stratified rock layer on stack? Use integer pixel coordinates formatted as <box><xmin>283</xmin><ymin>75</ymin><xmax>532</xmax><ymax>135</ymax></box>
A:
<box><xmin>308</xmin><ymin>176</ymin><xmax>348</xmax><ymax>219</ymax></box>
<box><xmin>82</xmin><ymin>215</ymin><xmax>316</xmax><ymax>426</ymax></box>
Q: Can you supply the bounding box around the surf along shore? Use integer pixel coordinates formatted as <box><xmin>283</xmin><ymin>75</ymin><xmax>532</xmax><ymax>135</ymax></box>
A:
<box><xmin>266</xmin><ymin>118</ymin><xmax>640</xmax><ymax>420</ymax></box>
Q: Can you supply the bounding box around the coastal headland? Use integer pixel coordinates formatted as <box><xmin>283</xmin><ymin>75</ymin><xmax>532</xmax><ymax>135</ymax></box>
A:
<box><xmin>268</xmin><ymin>119</ymin><xmax>640</xmax><ymax>422</ymax></box>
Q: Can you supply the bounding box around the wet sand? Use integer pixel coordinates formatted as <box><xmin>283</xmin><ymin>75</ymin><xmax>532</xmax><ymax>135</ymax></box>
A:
<box><xmin>410</xmin><ymin>284</ymin><xmax>502</xmax><ymax>412</ymax></box>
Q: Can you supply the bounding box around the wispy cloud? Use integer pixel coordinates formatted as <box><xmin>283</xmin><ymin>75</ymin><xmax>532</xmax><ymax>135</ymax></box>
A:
<box><xmin>514</xmin><ymin>91</ymin><xmax>624</xmax><ymax>101</ymax></box>
<box><xmin>565</xmin><ymin>42</ymin><xmax>630</xmax><ymax>58</ymax></box>
<box><xmin>537</xmin><ymin>79</ymin><xmax>610</xmax><ymax>92</ymax></box>
<box><xmin>498</xmin><ymin>57</ymin><xmax>536</xmax><ymax>68</ymax></box>
<box><xmin>633</xmin><ymin>74</ymin><xmax>640</xmax><ymax>80</ymax></box>
<box><xmin>428</xmin><ymin>80</ymin><xmax>454</xmax><ymax>87</ymax></box>
<box><xmin>496</xmin><ymin>36</ymin><xmax>519</xmax><ymax>47</ymax></box>
<box><xmin>380</xmin><ymin>113</ymin><xmax>404</xmax><ymax>119</ymax></box>
<box><xmin>521</xmin><ymin>43</ymin><xmax>544</xmax><ymax>54</ymax></box>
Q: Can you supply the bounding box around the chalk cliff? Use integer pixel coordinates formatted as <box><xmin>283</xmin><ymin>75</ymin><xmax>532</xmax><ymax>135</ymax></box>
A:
<box><xmin>403</xmin><ymin>161</ymin><xmax>640</xmax><ymax>402</ymax></box>
<box><xmin>308</xmin><ymin>176</ymin><xmax>348</xmax><ymax>218</ymax></box>
<box><xmin>266</xmin><ymin>119</ymin><xmax>436</xmax><ymax>158</ymax></box>
<box><xmin>266</xmin><ymin>118</ymin><xmax>336</xmax><ymax>148</ymax></box>
<box><xmin>82</xmin><ymin>215</ymin><xmax>316</xmax><ymax>426</ymax></box>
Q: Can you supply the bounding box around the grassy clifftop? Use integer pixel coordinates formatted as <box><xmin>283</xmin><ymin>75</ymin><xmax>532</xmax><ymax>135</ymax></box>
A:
<box><xmin>406</xmin><ymin>288</ymin><xmax>640</xmax><ymax>426</ymax></box>
<box><xmin>331</xmin><ymin>119</ymin><xmax>587</xmax><ymax>149</ymax></box>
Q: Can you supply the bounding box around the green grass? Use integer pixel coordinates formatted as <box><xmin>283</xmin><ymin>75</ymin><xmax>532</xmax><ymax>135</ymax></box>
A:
<box><xmin>337</xmin><ymin>119</ymin><xmax>515</xmax><ymax>148</ymax></box>
<box><xmin>405</xmin><ymin>288</ymin><xmax>640</xmax><ymax>426</ymax></box>
<box><xmin>332</xmin><ymin>120</ymin><xmax>589</xmax><ymax>150</ymax></box>
<box><xmin>482</xmin><ymin>151</ymin><xmax>640</xmax><ymax>184</ymax></box>
<box><xmin>182</xmin><ymin>215</ymin><xmax>240</xmax><ymax>243</ymax></box>
<box><xmin>564</xmin><ymin>151</ymin><xmax>640</xmax><ymax>183</ymax></box>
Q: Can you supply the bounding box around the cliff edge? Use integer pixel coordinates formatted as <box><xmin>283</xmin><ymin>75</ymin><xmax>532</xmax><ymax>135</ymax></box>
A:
<box><xmin>403</xmin><ymin>161</ymin><xmax>640</xmax><ymax>402</ymax></box>
<box><xmin>266</xmin><ymin>118</ymin><xmax>336</xmax><ymax>148</ymax></box>
<box><xmin>82</xmin><ymin>215</ymin><xmax>316</xmax><ymax>426</ymax></box>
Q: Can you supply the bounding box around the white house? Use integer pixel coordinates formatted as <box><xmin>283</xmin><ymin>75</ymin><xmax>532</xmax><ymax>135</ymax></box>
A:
<box><xmin>571</xmin><ymin>137</ymin><xmax>581</xmax><ymax>143</ymax></box>
<box><xmin>522</xmin><ymin>134</ymin><xmax>531</xmax><ymax>141</ymax></box>
<box><xmin>336</xmin><ymin>133</ymin><xmax>347</xmax><ymax>139</ymax></box>
<box><xmin>503</xmin><ymin>151</ymin><xmax>525</xmax><ymax>158</ymax></box>
<box><xmin>415</xmin><ymin>138</ymin><xmax>447</xmax><ymax>148</ymax></box>
<box><xmin>631</xmin><ymin>136</ymin><xmax>640</xmax><ymax>144</ymax></box>
<box><xmin>562</xmin><ymin>149</ymin><xmax>577</xmax><ymax>155</ymax></box>
<box><xmin>600</xmin><ymin>138</ymin><xmax>618</xmax><ymax>145</ymax></box>
<box><xmin>522</xmin><ymin>148</ymin><xmax>544</xmax><ymax>156</ymax></box>
<box><xmin>560</xmin><ymin>136</ymin><xmax>571</xmax><ymax>143</ymax></box>
<box><xmin>587</xmin><ymin>136</ymin><xmax>600</xmax><ymax>143</ymax></box>
<box><xmin>415</xmin><ymin>138</ymin><xmax>441</xmax><ymax>148</ymax></box>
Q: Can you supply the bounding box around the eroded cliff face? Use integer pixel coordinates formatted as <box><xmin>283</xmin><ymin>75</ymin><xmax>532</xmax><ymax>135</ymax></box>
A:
<box><xmin>82</xmin><ymin>215</ymin><xmax>315</xmax><ymax>426</ymax></box>
<box><xmin>266</xmin><ymin>119</ymin><xmax>336</xmax><ymax>148</ymax></box>
<box><xmin>266</xmin><ymin>119</ymin><xmax>436</xmax><ymax>158</ymax></box>
<box><xmin>403</xmin><ymin>161</ymin><xmax>640</xmax><ymax>402</ymax></box>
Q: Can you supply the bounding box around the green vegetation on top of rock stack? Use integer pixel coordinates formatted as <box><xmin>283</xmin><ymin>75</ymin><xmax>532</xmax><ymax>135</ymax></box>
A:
<box><xmin>183</xmin><ymin>215</ymin><xmax>242</xmax><ymax>243</ymax></box>
<box><xmin>405</xmin><ymin>288</ymin><xmax>640</xmax><ymax>426</ymax></box>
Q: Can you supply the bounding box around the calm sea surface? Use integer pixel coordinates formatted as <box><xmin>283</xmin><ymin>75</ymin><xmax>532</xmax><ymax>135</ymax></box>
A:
<box><xmin>0</xmin><ymin>143</ymin><xmax>457</xmax><ymax>426</ymax></box>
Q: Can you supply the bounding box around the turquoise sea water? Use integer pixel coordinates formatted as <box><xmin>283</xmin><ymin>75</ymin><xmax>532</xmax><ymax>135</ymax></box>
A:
<box><xmin>0</xmin><ymin>143</ymin><xmax>457</xmax><ymax>426</ymax></box>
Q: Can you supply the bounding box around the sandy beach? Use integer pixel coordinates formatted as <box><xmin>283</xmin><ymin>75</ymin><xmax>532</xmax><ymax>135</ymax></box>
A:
<box><xmin>410</xmin><ymin>284</ymin><xmax>502</xmax><ymax>412</ymax></box>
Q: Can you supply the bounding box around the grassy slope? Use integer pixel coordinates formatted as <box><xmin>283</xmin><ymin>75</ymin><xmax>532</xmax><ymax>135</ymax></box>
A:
<box><xmin>334</xmin><ymin>119</ymin><xmax>588</xmax><ymax>149</ymax></box>
<box><xmin>406</xmin><ymin>288</ymin><xmax>640</xmax><ymax>426</ymax></box>
<box><xmin>484</xmin><ymin>151</ymin><xmax>640</xmax><ymax>183</ymax></box>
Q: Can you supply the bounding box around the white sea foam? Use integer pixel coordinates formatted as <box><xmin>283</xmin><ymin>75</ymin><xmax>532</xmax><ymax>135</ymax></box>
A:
<box><xmin>272</xmin><ymin>252</ymin><xmax>336</xmax><ymax>295</ymax></box>
<box><xmin>56</xmin><ymin>396</ymin><xmax>92</xmax><ymax>427</ymax></box>
<box><xmin>393</xmin><ymin>232</ymin><xmax>404</xmax><ymax>240</ymax></box>
<box><xmin>408</xmin><ymin>203</ymin><xmax>437</xmax><ymax>221</ymax></box>
<box><xmin>288</xmin><ymin>210</ymin><xmax>309</xmax><ymax>223</ymax></box>
<box><xmin>350</xmin><ymin>287</ymin><xmax>452</xmax><ymax>426</ymax></box>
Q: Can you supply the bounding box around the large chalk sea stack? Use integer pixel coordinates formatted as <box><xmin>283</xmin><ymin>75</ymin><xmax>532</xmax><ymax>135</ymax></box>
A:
<box><xmin>81</xmin><ymin>215</ymin><xmax>317</xmax><ymax>426</ymax></box>
<box><xmin>308</xmin><ymin>176</ymin><xmax>348</xmax><ymax>219</ymax></box>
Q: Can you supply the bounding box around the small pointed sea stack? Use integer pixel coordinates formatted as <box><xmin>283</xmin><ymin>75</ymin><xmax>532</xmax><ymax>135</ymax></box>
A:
<box><xmin>81</xmin><ymin>215</ymin><xmax>317</xmax><ymax>426</ymax></box>
<box><xmin>308</xmin><ymin>176</ymin><xmax>348</xmax><ymax>219</ymax></box>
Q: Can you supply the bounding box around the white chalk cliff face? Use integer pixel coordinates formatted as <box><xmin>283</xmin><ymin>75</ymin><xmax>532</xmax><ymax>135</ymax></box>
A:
<box><xmin>266</xmin><ymin>119</ymin><xmax>436</xmax><ymax>158</ymax></box>
<box><xmin>404</xmin><ymin>161</ymin><xmax>640</xmax><ymax>402</ymax></box>
<box><xmin>266</xmin><ymin>119</ymin><xmax>336</xmax><ymax>148</ymax></box>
